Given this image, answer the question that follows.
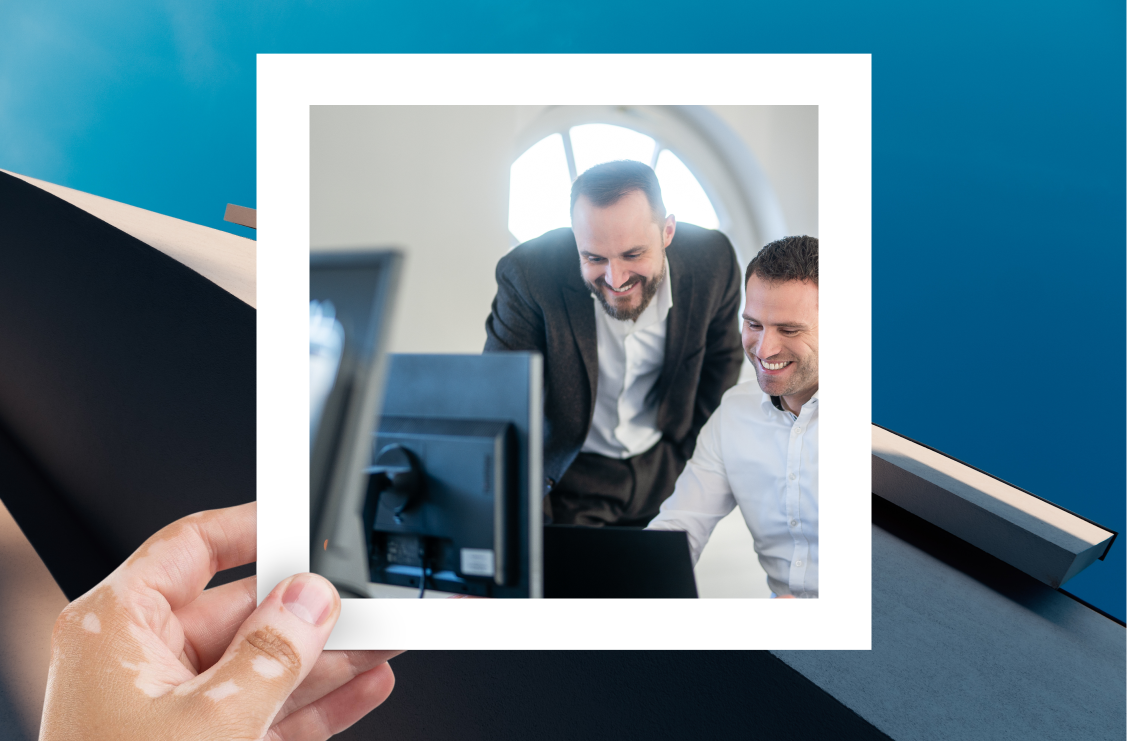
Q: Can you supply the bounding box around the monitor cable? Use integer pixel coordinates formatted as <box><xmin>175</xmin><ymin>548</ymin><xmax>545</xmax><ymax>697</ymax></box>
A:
<box><xmin>418</xmin><ymin>539</ymin><xmax>431</xmax><ymax>599</ymax></box>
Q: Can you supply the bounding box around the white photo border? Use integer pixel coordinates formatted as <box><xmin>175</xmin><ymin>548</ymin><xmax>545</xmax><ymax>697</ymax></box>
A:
<box><xmin>258</xmin><ymin>54</ymin><xmax>871</xmax><ymax>650</ymax></box>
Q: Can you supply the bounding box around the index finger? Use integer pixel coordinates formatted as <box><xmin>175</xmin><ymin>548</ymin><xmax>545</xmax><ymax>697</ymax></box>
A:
<box><xmin>112</xmin><ymin>501</ymin><xmax>257</xmax><ymax>610</ymax></box>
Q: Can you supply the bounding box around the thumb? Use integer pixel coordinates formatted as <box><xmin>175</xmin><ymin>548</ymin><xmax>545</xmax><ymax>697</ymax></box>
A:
<box><xmin>185</xmin><ymin>572</ymin><xmax>341</xmax><ymax>738</ymax></box>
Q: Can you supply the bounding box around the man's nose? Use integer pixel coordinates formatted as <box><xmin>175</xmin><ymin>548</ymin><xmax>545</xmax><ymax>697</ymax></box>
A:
<box><xmin>757</xmin><ymin>328</ymin><xmax>782</xmax><ymax>359</ymax></box>
<box><xmin>605</xmin><ymin>261</ymin><xmax>628</xmax><ymax>289</ymax></box>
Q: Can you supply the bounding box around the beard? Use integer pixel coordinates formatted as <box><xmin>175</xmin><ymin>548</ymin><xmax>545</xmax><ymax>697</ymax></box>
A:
<box><xmin>586</xmin><ymin>259</ymin><xmax>666</xmax><ymax>322</ymax></box>
<box><xmin>753</xmin><ymin>354</ymin><xmax>819</xmax><ymax>401</ymax></box>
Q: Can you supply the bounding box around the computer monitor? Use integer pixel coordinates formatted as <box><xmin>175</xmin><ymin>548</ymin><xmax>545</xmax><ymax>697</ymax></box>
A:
<box><xmin>365</xmin><ymin>353</ymin><xmax>543</xmax><ymax>598</ymax></box>
<box><xmin>309</xmin><ymin>249</ymin><xmax>402</xmax><ymax>595</ymax></box>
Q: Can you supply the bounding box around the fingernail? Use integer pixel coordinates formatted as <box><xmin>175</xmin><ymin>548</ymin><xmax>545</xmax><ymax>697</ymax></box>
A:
<box><xmin>282</xmin><ymin>574</ymin><xmax>335</xmax><ymax>626</ymax></box>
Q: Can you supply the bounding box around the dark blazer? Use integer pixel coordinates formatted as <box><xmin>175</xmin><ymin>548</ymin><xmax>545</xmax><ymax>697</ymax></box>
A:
<box><xmin>484</xmin><ymin>223</ymin><xmax>745</xmax><ymax>489</ymax></box>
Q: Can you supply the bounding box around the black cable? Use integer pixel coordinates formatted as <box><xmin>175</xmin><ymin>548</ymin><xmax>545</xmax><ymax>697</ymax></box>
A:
<box><xmin>418</xmin><ymin>540</ymin><xmax>429</xmax><ymax>599</ymax></box>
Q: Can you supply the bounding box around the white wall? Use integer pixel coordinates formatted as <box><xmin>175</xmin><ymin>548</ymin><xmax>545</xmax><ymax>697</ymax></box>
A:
<box><xmin>311</xmin><ymin>105</ymin><xmax>522</xmax><ymax>353</ymax></box>
<box><xmin>710</xmin><ymin>105</ymin><xmax>819</xmax><ymax>239</ymax></box>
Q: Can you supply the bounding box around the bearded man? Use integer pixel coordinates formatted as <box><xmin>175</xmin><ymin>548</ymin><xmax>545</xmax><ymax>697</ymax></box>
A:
<box><xmin>648</xmin><ymin>235</ymin><xmax>820</xmax><ymax>598</ymax></box>
<box><xmin>484</xmin><ymin>160</ymin><xmax>744</xmax><ymax>526</ymax></box>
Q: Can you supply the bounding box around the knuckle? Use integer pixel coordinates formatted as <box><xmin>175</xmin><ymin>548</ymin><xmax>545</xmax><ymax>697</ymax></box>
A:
<box><xmin>244</xmin><ymin>626</ymin><xmax>302</xmax><ymax>679</ymax></box>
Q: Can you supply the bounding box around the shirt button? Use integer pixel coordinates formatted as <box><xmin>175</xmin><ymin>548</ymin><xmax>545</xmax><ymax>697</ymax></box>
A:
<box><xmin>793</xmin><ymin>427</ymin><xmax>802</xmax><ymax>434</ymax></box>
<box><xmin>790</xmin><ymin>519</ymin><xmax>798</xmax><ymax>527</ymax></box>
<box><xmin>795</xmin><ymin>560</ymin><xmax>804</xmax><ymax>567</ymax></box>
<box><xmin>789</xmin><ymin>473</ymin><xmax>796</xmax><ymax>480</ymax></box>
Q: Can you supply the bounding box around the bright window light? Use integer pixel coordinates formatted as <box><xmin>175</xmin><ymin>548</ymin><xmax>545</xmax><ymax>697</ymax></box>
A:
<box><xmin>570</xmin><ymin>124</ymin><xmax>656</xmax><ymax>177</ymax></box>
<box><xmin>509</xmin><ymin>123</ymin><xmax>722</xmax><ymax>245</ymax></box>
<box><xmin>508</xmin><ymin>133</ymin><xmax>573</xmax><ymax>243</ymax></box>
<box><xmin>655</xmin><ymin>149</ymin><xmax>719</xmax><ymax>229</ymax></box>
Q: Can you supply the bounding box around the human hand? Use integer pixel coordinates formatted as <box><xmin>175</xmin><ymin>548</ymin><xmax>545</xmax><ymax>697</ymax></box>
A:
<box><xmin>39</xmin><ymin>502</ymin><xmax>400</xmax><ymax>741</ymax></box>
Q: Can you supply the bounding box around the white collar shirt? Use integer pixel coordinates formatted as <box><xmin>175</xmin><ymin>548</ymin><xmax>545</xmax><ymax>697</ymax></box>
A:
<box><xmin>648</xmin><ymin>380</ymin><xmax>819</xmax><ymax>598</ymax></box>
<box><xmin>580</xmin><ymin>257</ymin><xmax>672</xmax><ymax>460</ymax></box>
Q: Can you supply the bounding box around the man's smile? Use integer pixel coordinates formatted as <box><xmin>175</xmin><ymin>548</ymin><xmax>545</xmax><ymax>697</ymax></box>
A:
<box><xmin>604</xmin><ymin>280</ymin><xmax>639</xmax><ymax>297</ymax></box>
<box><xmin>758</xmin><ymin>357</ymin><xmax>793</xmax><ymax>373</ymax></box>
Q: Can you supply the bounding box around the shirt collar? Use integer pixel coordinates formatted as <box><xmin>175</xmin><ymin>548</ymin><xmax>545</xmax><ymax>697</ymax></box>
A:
<box><xmin>769</xmin><ymin>389</ymin><xmax>819</xmax><ymax>416</ymax></box>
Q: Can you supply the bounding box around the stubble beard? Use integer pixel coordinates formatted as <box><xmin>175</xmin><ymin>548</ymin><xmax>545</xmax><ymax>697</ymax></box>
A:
<box><xmin>587</xmin><ymin>259</ymin><xmax>666</xmax><ymax>322</ymax></box>
<box><xmin>753</xmin><ymin>354</ymin><xmax>819</xmax><ymax>403</ymax></box>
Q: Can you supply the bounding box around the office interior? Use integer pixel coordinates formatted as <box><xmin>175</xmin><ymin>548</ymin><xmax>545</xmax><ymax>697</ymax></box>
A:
<box><xmin>310</xmin><ymin>104</ymin><xmax>819</xmax><ymax>598</ymax></box>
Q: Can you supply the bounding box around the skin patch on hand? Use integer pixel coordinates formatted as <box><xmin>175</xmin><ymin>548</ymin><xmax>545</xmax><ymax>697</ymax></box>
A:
<box><xmin>42</xmin><ymin>583</ymin><xmax>198</xmax><ymax>741</ymax></box>
<box><xmin>122</xmin><ymin>507</ymin><xmax>245</xmax><ymax>573</ymax></box>
<box><xmin>120</xmin><ymin>620</ymin><xmax>193</xmax><ymax>698</ymax></box>
<box><xmin>203</xmin><ymin>679</ymin><xmax>241</xmax><ymax>701</ymax></box>
<box><xmin>252</xmin><ymin>654</ymin><xmax>286</xmax><ymax>679</ymax></box>
<box><xmin>122</xmin><ymin>531</ymin><xmax>178</xmax><ymax>569</ymax></box>
<box><xmin>245</xmin><ymin>627</ymin><xmax>300</xmax><ymax>672</ymax></box>
<box><xmin>82</xmin><ymin>613</ymin><xmax>102</xmax><ymax>633</ymax></box>
<box><xmin>173</xmin><ymin>624</ymin><xmax>301</xmax><ymax>723</ymax></box>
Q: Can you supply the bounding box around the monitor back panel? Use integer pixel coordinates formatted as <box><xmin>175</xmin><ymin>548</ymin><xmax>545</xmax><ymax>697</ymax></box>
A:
<box><xmin>373</xmin><ymin>353</ymin><xmax>543</xmax><ymax>598</ymax></box>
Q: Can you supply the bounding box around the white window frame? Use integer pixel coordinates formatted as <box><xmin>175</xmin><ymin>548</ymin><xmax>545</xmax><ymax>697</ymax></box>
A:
<box><xmin>509</xmin><ymin>105</ymin><xmax>789</xmax><ymax>266</ymax></box>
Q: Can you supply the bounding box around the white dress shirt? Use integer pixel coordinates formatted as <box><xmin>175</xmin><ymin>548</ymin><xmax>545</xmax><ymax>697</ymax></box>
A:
<box><xmin>580</xmin><ymin>257</ymin><xmax>672</xmax><ymax>459</ymax></box>
<box><xmin>648</xmin><ymin>380</ymin><xmax>819</xmax><ymax>598</ymax></box>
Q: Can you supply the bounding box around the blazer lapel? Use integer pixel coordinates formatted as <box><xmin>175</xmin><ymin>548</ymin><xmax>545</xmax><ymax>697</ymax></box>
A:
<box><xmin>652</xmin><ymin>245</ymin><xmax>693</xmax><ymax>417</ymax></box>
<box><xmin>562</xmin><ymin>277</ymin><xmax>598</xmax><ymax>408</ymax></box>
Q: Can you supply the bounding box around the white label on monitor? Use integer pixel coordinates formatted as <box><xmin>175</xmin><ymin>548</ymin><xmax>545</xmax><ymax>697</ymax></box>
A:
<box><xmin>461</xmin><ymin>548</ymin><xmax>495</xmax><ymax>577</ymax></box>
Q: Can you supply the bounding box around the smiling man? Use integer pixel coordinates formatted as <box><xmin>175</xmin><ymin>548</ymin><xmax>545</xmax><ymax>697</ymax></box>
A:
<box><xmin>485</xmin><ymin>160</ymin><xmax>744</xmax><ymax>526</ymax></box>
<box><xmin>648</xmin><ymin>235</ymin><xmax>819</xmax><ymax>598</ymax></box>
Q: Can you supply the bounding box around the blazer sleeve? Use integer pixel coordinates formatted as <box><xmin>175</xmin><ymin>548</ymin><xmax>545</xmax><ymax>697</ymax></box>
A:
<box><xmin>483</xmin><ymin>252</ymin><xmax>547</xmax><ymax>355</ymax></box>
<box><xmin>681</xmin><ymin>240</ymin><xmax>744</xmax><ymax>460</ymax></box>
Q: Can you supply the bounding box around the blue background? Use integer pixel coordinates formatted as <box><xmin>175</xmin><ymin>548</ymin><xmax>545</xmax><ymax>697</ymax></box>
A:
<box><xmin>2</xmin><ymin>1</ymin><xmax>1123</xmax><ymax>620</ymax></box>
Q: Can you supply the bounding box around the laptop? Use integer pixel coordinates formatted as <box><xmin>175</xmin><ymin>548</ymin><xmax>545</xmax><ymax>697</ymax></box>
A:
<box><xmin>543</xmin><ymin>525</ymin><xmax>698</xmax><ymax>598</ymax></box>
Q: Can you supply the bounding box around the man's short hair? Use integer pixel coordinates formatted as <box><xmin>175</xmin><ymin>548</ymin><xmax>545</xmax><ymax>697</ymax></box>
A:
<box><xmin>745</xmin><ymin>235</ymin><xmax>819</xmax><ymax>286</ymax></box>
<box><xmin>570</xmin><ymin>160</ymin><xmax>666</xmax><ymax>222</ymax></box>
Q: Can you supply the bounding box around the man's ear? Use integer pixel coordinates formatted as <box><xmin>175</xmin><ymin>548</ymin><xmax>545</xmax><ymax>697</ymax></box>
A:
<box><xmin>662</xmin><ymin>214</ymin><xmax>677</xmax><ymax>247</ymax></box>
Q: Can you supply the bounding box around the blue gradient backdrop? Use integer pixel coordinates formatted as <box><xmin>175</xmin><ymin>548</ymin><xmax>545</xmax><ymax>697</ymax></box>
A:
<box><xmin>2</xmin><ymin>1</ymin><xmax>1123</xmax><ymax>620</ymax></box>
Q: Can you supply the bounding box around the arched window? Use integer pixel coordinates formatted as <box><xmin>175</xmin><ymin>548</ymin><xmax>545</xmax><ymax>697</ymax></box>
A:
<box><xmin>506</xmin><ymin>106</ymin><xmax>787</xmax><ymax>268</ymax></box>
